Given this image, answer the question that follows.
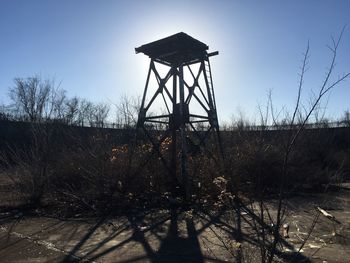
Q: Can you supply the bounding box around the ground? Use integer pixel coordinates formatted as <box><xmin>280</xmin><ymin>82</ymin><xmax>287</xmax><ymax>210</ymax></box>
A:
<box><xmin>0</xmin><ymin>185</ymin><xmax>350</xmax><ymax>262</ymax></box>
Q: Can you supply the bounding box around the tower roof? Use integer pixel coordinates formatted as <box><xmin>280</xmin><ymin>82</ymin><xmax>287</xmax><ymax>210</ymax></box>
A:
<box><xmin>135</xmin><ymin>32</ymin><xmax>209</xmax><ymax>65</ymax></box>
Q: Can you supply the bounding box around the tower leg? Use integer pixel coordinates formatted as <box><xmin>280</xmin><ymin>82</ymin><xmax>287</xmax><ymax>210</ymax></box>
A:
<box><xmin>171</xmin><ymin>67</ymin><xmax>178</xmax><ymax>195</ymax></box>
<box><xmin>179</xmin><ymin>65</ymin><xmax>189</xmax><ymax>201</ymax></box>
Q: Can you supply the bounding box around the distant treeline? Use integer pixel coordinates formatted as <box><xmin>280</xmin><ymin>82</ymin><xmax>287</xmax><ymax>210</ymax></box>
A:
<box><xmin>0</xmin><ymin>75</ymin><xmax>140</xmax><ymax>129</ymax></box>
<box><xmin>1</xmin><ymin>75</ymin><xmax>350</xmax><ymax>132</ymax></box>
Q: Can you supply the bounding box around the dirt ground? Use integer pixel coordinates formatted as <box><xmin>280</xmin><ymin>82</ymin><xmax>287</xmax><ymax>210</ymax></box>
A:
<box><xmin>1</xmin><ymin>185</ymin><xmax>350</xmax><ymax>262</ymax></box>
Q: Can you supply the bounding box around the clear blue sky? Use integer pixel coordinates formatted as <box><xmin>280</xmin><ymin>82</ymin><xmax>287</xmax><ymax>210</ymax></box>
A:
<box><xmin>1</xmin><ymin>0</ymin><xmax>349</xmax><ymax>123</ymax></box>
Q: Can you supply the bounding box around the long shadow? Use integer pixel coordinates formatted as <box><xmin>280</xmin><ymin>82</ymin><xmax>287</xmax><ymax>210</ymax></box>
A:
<box><xmin>195</xmin><ymin>200</ymin><xmax>312</xmax><ymax>263</ymax></box>
<box><xmin>53</xmin><ymin>201</ymin><xmax>313</xmax><ymax>263</ymax></box>
<box><xmin>84</xmin><ymin>208</ymin><xmax>204</xmax><ymax>262</ymax></box>
<box><xmin>153</xmin><ymin>208</ymin><xmax>204</xmax><ymax>263</ymax></box>
<box><xmin>237</xmin><ymin>200</ymin><xmax>312</xmax><ymax>262</ymax></box>
<box><xmin>83</xmin><ymin>210</ymin><xmax>171</xmax><ymax>261</ymax></box>
<box><xmin>61</xmin><ymin>216</ymin><xmax>108</xmax><ymax>262</ymax></box>
<box><xmin>194</xmin><ymin>206</ymin><xmax>260</xmax><ymax>247</ymax></box>
<box><xmin>64</xmin><ymin>207</ymin><xmax>228</xmax><ymax>263</ymax></box>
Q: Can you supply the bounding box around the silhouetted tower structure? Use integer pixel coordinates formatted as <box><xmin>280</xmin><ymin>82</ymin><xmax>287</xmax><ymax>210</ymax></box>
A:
<box><xmin>135</xmin><ymin>32</ymin><xmax>222</xmax><ymax>199</ymax></box>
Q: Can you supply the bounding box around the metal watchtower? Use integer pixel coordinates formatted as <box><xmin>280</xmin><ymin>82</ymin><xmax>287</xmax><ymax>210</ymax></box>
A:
<box><xmin>135</xmin><ymin>32</ymin><xmax>222</xmax><ymax>199</ymax></box>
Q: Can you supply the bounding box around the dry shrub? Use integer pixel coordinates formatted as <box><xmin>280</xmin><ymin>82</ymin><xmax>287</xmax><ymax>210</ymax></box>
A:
<box><xmin>223</xmin><ymin>134</ymin><xmax>283</xmax><ymax>193</ymax></box>
<box><xmin>0</xmin><ymin>123</ymin><xmax>57</xmax><ymax>206</ymax></box>
<box><xmin>222</xmin><ymin>127</ymin><xmax>349</xmax><ymax>195</ymax></box>
<box><xmin>1</xmin><ymin>121</ymin><xmax>349</xmax><ymax>214</ymax></box>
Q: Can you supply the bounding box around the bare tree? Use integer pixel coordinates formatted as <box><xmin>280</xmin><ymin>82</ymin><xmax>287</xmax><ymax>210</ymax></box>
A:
<box><xmin>0</xmin><ymin>103</ymin><xmax>10</xmax><ymax>121</ymax></box>
<box><xmin>76</xmin><ymin>98</ymin><xmax>92</xmax><ymax>126</ymax></box>
<box><xmin>92</xmin><ymin>102</ymin><xmax>110</xmax><ymax>127</ymax></box>
<box><xmin>340</xmin><ymin>109</ymin><xmax>350</xmax><ymax>126</ymax></box>
<box><xmin>223</xmin><ymin>28</ymin><xmax>350</xmax><ymax>263</ymax></box>
<box><xmin>115</xmin><ymin>95</ymin><xmax>140</xmax><ymax>128</ymax></box>
<box><xmin>64</xmin><ymin>96</ymin><xmax>80</xmax><ymax>124</ymax></box>
<box><xmin>266</xmin><ymin>27</ymin><xmax>350</xmax><ymax>263</ymax></box>
<box><xmin>9</xmin><ymin>76</ymin><xmax>54</xmax><ymax>122</ymax></box>
<box><xmin>48</xmin><ymin>86</ymin><xmax>67</xmax><ymax>120</ymax></box>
